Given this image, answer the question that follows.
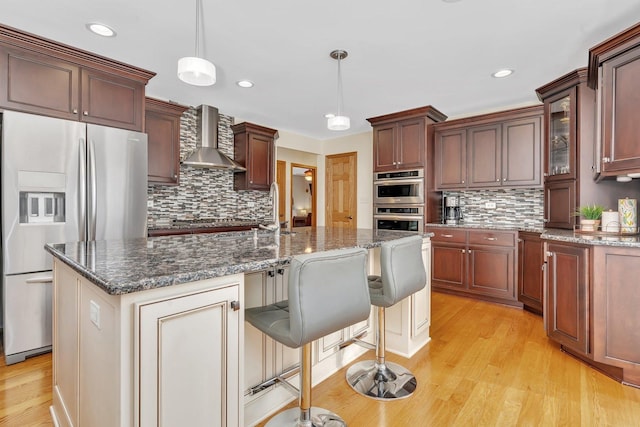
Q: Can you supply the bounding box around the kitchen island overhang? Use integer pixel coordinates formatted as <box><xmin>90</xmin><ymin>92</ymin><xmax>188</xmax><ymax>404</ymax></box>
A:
<box><xmin>45</xmin><ymin>228</ymin><xmax>433</xmax><ymax>427</ymax></box>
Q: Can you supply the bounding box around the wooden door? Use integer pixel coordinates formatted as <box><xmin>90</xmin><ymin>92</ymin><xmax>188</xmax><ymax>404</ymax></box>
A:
<box><xmin>145</xmin><ymin>98</ymin><xmax>187</xmax><ymax>185</ymax></box>
<box><xmin>396</xmin><ymin>118</ymin><xmax>425</xmax><ymax>170</ymax></box>
<box><xmin>545</xmin><ymin>242</ymin><xmax>589</xmax><ymax>355</ymax></box>
<box><xmin>434</xmin><ymin>128</ymin><xmax>467</xmax><ymax>189</ymax></box>
<box><xmin>467</xmin><ymin>245</ymin><xmax>515</xmax><ymax>300</ymax></box>
<box><xmin>0</xmin><ymin>45</ymin><xmax>80</xmax><ymax>120</ymax></box>
<box><xmin>601</xmin><ymin>46</ymin><xmax>640</xmax><ymax>174</ymax></box>
<box><xmin>467</xmin><ymin>124</ymin><xmax>501</xmax><ymax>188</ymax></box>
<box><xmin>276</xmin><ymin>160</ymin><xmax>286</xmax><ymax>224</ymax></box>
<box><xmin>325</xmin><ymin>152</ymin><xmax>357</xmax><ymax>229</ymax></box>
<box><xmin>502</xmin><ymin>115</ymin><xmax>542</xmax><ymax>187</ymax></box>
<box><xmin>518</xmin><ymin>232</ymin><xmax>543</xmax><ymax>314</ymax></box>
<box><xmin>373</xmin><ymin>123</ymin><xmax>397</xmax><ymax>171</ymax></box>
<box><xmin>81</xmin><ymin>68</ymin><xmax>144</xmax><ymax>131</ymax></box>
<box><xmin>544</xmin><ymin>179</ymin><xmax>576</xmax><ymax>229</ymax></box>
<box><xmin>430</xmin><ymin>243</ymin><xmax>466</xmax><ymax>291</ymax></box>
<box><xmin>592</xmin><ymin>246</ymin><xmax>640</xmax><ymax>370</ymax></box>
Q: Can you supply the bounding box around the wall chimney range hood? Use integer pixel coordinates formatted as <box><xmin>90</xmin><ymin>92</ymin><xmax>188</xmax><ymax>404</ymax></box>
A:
<box><xmin>182</xmin><ymin>105</ymin><xmax>246</xmax><ymax>171</ymax></box>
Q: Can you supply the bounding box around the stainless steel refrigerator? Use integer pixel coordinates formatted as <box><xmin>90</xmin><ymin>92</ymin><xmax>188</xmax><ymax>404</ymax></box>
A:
<box><xmin>1</xmin><ymin>110</ymin><xmax>148</xmax><ymax>364</ymax></box>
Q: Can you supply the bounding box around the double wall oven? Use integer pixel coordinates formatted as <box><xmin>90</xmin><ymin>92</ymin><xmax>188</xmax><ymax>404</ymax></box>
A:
<box><xmin>373</xmin><ymin>169</ymin><xmax>424</xmax><ymax>233</ymax></box>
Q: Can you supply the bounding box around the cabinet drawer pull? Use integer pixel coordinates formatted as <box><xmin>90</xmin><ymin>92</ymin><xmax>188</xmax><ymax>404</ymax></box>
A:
<box><xmin>441</xmin><ymin>234</ymin><xmax>454</xmax><ymax>238</ymax></box>
<box><xmin>485</xmin><ymin>237</ymin><xmax>498</xmax><ymax>241</ymax></box>
<box><xmin>546</xmin><ymin>251</ymin><xmax>553</xmax><ymax>257</ymax></box>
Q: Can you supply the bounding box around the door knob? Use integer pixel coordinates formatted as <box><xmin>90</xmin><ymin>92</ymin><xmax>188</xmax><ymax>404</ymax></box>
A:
<box><xmin>346</xmin><ymin>216</ymin><xmax>353</xmax><ymax>220</ymax></box>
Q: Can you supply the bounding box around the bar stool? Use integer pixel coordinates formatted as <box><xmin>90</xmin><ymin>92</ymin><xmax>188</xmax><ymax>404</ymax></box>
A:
<box><xmin>346</xmin><ymin>235</ymin><xmax>426</xmax><ymax>400</ymax></box>
<box><xmin>245</xmin><ymin>247</ymin><xmax>371</xmax><ymax>426</ymax></box>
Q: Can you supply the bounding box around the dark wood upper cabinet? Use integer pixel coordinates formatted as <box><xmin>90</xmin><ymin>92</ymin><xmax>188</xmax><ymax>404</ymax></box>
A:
<box><xmin>588</xmin><ymin>21</ymin><xmax>640</xmax><ymax>176</ymax></box>
<box><xmin>232</xmin><ymin>122</ymin><xmax>278</xmax><ymax>191</ymax></box>
<box><xmin>433</xmin><ymin>106</ymin><xmax>542</xmax><ymax>190</ymax></box>
<box><xmin>0</xmin><ymin>24</ymin><xmax>154</xmax><ymax>131</ymax></box>
<box><xmin>368</xmin><ymin>106</ymin><xmax>447</xmax><ymax>172</ymax></box>
<box><xmin>434</xmin><ymin>128</ymin><xmax>467</xmax><ymax>189</ymax></box>
<box><xmin>145</xmin><ymin>98</ymin><xmax>188</xmax><ymax>186</ymax></box>
<box><xmin>536</xmin><ymin>68</ymin><xmax>640</xmax><ymax>229</ymax></box>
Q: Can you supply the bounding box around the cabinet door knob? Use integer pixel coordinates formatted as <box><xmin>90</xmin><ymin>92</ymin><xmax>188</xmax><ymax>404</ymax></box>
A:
<box><xmin>83</xmin><ymin>111</ymin><xmax>89</xmax><ymax>116</ymax></box>
<box><xmin>461</xmin><ymin>180</ymin><xmax>465</xmax><ymax>184</ymax></box>
<box><xmin>73</xmin><ymin>108</ymin><xmax>78</xmax><ymax>114</ymax></box>
<box><xmin>496</xmin><ymin>179</ymin><xmax>500</xmax><ymax>182</ymax></box>
<box><xmin>543</xmin><ymin>172</ymin><xmax>548</xmax><ymax>177</ymax></box>
<box><xmin>544</xmin><ymin>219</ymin><xmax>549</xmax><ymax>223</ymax></box>
<box><xmin>461</xmin><ymin>249</ymin><xmax>465</xmax><ymax>253</ymax></box>
<box><xmin>173</xmin><ymin>174</ymin><xmax>177</xmax><ymax>179</ymax></box>
<box><xmin>230</xmin><ymin>301</ymin><xmax>240</xmax><ymax>311</ymax></box>
<box><xmin>602</xmin><ymin>157</ymin><xmax>610</xmax><ymax>163</ymax></box>
<box><xmin>546</xmin><ymin>251</ymin><xmax>553</xmax><ymax>257</ymax></box>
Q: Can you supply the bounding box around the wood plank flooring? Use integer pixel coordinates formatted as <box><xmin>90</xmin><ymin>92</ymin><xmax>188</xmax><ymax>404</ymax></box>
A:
<box><xmin>2</xmin><ymin>292</ymin><xmax>640</xmax><ymax>426</ymax></box>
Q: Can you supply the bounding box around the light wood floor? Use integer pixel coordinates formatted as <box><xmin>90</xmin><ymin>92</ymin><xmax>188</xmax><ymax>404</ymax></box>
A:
<box><xmin>2</xmin><ymin>292</ymin><xmax>640</xmax><ymax>426</ymax></box>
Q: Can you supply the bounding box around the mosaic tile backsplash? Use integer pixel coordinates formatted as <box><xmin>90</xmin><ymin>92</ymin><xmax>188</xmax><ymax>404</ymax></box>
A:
<box><xmin>442</xmin><ymin>188</ymin><xmax>544</xmax><ymax>228</ymax></box>
<box><xmin>147</xmin><ymin>108</ymin><xmax>271</xmax><ymax>227</ymax></box>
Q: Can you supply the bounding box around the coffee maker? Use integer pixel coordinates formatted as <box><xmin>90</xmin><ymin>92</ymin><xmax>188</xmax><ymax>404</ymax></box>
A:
<box><xmin>443</xmin><ymin>196</ymin><xmax>463</xmax><ymax>225</ymax></box>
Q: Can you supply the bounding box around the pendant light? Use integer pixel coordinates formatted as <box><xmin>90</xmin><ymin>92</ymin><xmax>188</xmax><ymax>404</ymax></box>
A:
<box><xmin>327</xmin><ymin>50</ymin><xmax>350</xmax><ymax>131</ymax></box>
<box><xmin>178</xmin><ymin>0</ymin><xmax>216</xmax><ymax>86</ymax></box>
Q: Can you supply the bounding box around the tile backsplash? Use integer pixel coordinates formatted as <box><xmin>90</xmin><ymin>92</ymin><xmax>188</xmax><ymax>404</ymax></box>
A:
<box><xmin>443</xmin><ymin>188</ymin><xmax>544</xmax><ymax>228</ymax></box>
<box><xmin>147</xmin><ymin>108</ymin><xmax>271</xmax><ymax>227</ymax></box>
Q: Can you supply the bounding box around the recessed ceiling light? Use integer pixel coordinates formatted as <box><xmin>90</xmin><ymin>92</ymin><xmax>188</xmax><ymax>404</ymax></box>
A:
<box><xmin>324</xmin><ymin>113</ymin><xmax>335</xmax><ymax>119</ymax></box>
<box><xmin>86</xmin><ymin>22</ymin><xmax>116</xmax><ymax>37</ymax></box>
<box><xmin>492</xmin><ymin>69</ymin><xmax>514</xmax><ymax>78</ymax></box>
<box><xmin>236</xmin><ymin>80</ymin><xmax>254</xmax><ymax>88</ymax></box>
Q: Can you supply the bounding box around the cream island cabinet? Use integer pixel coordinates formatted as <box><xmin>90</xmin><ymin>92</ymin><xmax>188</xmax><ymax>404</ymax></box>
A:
<box><xmin>46</xmin><ymin>228</ymin><xmax>431</xmax><ymax>427</ymax></box>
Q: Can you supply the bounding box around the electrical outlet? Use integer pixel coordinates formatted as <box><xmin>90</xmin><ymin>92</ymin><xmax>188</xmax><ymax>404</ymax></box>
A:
<box><xmin>485</xmin><ymin>202</ymin><xmax>497</xmax><ymax>209</ymax></box>
<box><xmin>90</xmin><ymin>300</ymin><xmax>101</xmax><ymax>329</ymax></box>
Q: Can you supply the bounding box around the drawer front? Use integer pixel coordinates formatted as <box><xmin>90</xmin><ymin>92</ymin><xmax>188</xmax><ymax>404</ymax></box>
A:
<box><xmin>427</xmin><ymin>228</ymin><xmax>467</xmax><ymax>244</ymax></box>
<box><xmin>468</xmin><ymin>230</ymin><xmax>515</xmax><ymax>247</ymax></box>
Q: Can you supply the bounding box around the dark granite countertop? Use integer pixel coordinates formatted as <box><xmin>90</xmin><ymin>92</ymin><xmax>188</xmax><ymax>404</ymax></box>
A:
<box><xmin>45</xmin><ymin>228</ymin><xmax>431</xmax><ymax>296</ymax></box>
<box><xmin>425</xmin><ymin>222</ymin><xmax>640</xmax><ymax>247</ymax></box>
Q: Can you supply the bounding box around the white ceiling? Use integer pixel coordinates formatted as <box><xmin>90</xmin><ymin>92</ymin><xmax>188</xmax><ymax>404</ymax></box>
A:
<box><xmin>2</xmin><ymin>1</ymin><xmax>639</xmax><ymax>140</ymax></box>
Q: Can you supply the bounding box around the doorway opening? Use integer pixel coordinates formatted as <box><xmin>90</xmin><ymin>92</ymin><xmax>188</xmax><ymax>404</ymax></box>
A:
<box><xmin>290</xmin><ymin>164</ymin><xmax>316</xmax><ymax>228</ymax></box>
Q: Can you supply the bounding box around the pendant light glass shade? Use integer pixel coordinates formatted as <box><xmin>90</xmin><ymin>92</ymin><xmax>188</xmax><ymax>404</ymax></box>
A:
<box><xmin>328</xmin><ymin>50</ymin><xmax>350</xmax><ymax>131</ymax></box>
<box><xmin>178</xmin><ymin>0</ymin><xmax>216</xmax><ymax>86</ymax></box>
<box><xmin>327</xmin><ymin>115</ymin><xmax>350</xmax><ymax>131</ymax></box>
<box><xmin>178</xmin><ymin>57</ymin><xmax>216</xmax><ymax>86</ymax></box>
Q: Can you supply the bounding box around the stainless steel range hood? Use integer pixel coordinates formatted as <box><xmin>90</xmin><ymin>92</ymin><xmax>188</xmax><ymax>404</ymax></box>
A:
<box><xmin>182</xmin><ymin>105</ymin><xmax>246</xmax><ymax>171</ymax></box>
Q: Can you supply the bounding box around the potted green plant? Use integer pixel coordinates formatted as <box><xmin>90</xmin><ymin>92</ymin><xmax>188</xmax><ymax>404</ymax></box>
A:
<box><xmin>576</xmin><ymin>204</ymin><xmax>604</xmax><ymax>231</ymax></box>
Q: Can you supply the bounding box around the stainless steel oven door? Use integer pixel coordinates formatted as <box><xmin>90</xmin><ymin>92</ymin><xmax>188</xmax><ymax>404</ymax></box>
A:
<box><xmin>374</xmin><ymin>214</ymin><xmax>424</xmax><ymax>233</ymax></box>
<box><xmin>373</xmin><ymin>178</ymin><xmax>424</xmax><ymax>204</ymax></box>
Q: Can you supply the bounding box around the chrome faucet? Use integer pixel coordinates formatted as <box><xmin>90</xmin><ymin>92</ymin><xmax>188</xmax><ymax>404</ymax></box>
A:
<box><xmin>259</xmin><ymin>181</ymin><xmax>280</xmax><ymax>238</ymax></box>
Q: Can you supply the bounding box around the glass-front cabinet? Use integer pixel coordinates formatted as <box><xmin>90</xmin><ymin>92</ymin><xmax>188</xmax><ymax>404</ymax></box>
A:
<box><xmin>544</xmin><ymin>87</ymin><xmax>577</xmax><ymax>181</ymax></box>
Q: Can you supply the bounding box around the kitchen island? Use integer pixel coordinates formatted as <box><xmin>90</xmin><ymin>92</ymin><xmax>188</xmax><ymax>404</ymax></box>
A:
<box><xmin>45</xmin><ymin>228</ymin><xmax>432</xmax><ymax>427</ymax></box>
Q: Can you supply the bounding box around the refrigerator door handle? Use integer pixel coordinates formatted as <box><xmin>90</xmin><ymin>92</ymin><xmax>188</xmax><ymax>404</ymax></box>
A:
<box><xmin>88</xmin><ymin>138</ymin><xmax>97</xmax><ymax>241</ymax></box>
<box><xmin>25</xmin><ymin>276</ymin><xmax>54</xmax><ymax>284</ymax></box>
<box><xmin>78</xmin><ymin>138</ymin><xmax>87</xmax><ymax>241</ymax></box>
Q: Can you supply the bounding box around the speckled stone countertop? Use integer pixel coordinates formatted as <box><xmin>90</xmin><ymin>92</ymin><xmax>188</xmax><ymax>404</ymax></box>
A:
<box><xmin>425</xmin><ymin>222</ymin><xmax>640</xmax><ymax>247</ymax></box>
<box><xmin>45</xmin><ymin>228</ymin><xmax>431</xmax><ymax>296</ymax></box>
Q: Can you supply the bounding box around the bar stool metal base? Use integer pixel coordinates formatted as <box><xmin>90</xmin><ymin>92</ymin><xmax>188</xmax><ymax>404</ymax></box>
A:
<box><xmin>265</xmin><ymin>407</ymin><xmax>346</xmax><ymax>427</ymax></box>
<box><xmin>346</xmin><ymin>360</ymin><xmax>417</xmax><ymax>400</ymax></box>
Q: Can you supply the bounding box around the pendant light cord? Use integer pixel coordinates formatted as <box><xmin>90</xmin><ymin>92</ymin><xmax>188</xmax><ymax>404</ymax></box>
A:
<box><xmin>195</xmin><ymin>0</ymin><xmax>201</xmax><ymax>57</ymax></box>
<box><xmin>336</xmin><ymin>53</ymin><xmax>343</xmax><ymax>116</ymax></box>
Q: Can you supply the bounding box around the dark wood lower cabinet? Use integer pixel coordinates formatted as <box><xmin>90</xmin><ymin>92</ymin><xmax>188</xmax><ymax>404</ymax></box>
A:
<box><xmin>545</xmin><ymin>242</ymin><xmax>589</xmax><ymax>355</ymax></box>
<box><xmin>592</xmin><ymin>245</ymin><xmax>640</xmax><ymax>386</ymax></box>
<box><xmin>429</xmin><ymin>227</ymin><xmax>519</xmax><ymax>306</ymax></box>
<box><xmin>544</xmin><ymin>240</ymin><xmax>639</xmax><ymax>387</ymax></box>
<box><xmin>518</xmin><ymin>232</ymin><xmax>543</xmax><ymax>315</ymax></box>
